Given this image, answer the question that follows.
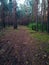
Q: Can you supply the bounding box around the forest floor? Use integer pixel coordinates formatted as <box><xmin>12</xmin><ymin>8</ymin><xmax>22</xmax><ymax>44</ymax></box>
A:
<box><xmin>0</xmin><ymin>26</ymin><xmax>49</xmax><ymax>65</ymax></box>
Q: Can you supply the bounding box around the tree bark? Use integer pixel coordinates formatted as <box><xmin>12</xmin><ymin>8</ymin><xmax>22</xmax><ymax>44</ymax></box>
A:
<box><xmin>1</xmin><ymin>4</ymin><xmax>5</xmax><ymax>28</ymax></box>
<box><xmin>47</xmin><ymin>0</ymin><xmax>49</xmax><ymax>33</ymax></box>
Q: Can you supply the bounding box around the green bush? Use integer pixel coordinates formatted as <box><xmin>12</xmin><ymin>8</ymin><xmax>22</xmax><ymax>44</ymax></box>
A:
<box><xmin>27</xmin><ymin>22</ymin><xmax>47</xmax><ymax>32</ymax></box>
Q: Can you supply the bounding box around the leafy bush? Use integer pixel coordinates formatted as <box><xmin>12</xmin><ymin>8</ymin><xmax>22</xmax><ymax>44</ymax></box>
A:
<box><xmin>27</xmin><ymin>22</ymin><xmax>47</xmax><ymax>32</ymax></box>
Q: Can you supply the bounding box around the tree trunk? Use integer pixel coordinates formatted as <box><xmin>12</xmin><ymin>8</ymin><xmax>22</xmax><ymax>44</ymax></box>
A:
<box><xmin>12</xmin><ymin>0</ymin><xmax>17</xmax><ymax>29</ymax></box>
<box><xmin>47</xmin><ymin>0</ymin><xmax>49</xmax><ymax>33</ymax></box>
<box><xmin>36</xmin><ymin>0</ymin><xmax>38</xmax><ymax>31</ymax></box>
<box><xmin>1</xmin><ymin>2</ymin><xmax>5</xmax><ymax>28</ymax></box>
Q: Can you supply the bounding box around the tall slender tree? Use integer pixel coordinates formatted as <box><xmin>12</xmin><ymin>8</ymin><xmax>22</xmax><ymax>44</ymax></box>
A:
<box><xmin>40</xmin><ymin>0</ymin><xmax>48</xmax><ymax>32</ymax></box>
<box><xmin>40</xmin><ymin>0</ymin><xmax>44</xmax><ymax>32</ymax></box>
<box><xmin>12</xmin><ymin>0</ymin><xmax>17</xmax><ymax>29</ymax></box>
<box><xmin>8</xmin><ymin>0</ymin><xmax>13</xmax><ymax>25</ymax></box>
<box><xmin>1</xmin><ymin>1</ymin><xmax>5</xmax><ymax>28</ymax></box>
<box><xmin>47</xmin><ymin>0</ymin><xmax>49</xmax><ymax>33</ymax></box>
<box><xmin>0</xmin><ymin>0</ymin><xmax>8</xmax><ymax>28</ymax></box>
<box><xmin>33</xmin><ymin>0</ymin><xmax>39</xmax><ymax>31</ymax></box>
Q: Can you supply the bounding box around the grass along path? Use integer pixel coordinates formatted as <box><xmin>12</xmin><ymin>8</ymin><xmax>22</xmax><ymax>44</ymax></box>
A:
<box><xmin>27</xmin><ymin>27</ymin><xmax>49</xmax><ymax>43</ymax></box>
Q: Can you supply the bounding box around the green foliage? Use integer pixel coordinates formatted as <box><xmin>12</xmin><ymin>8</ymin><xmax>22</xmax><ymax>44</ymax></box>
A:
<box><xmin>32</xmin><ymin>32</ymin><xmax>49</xmax><ymax>42</ymax></box>
<box><xmin>27</xmin><ymin>23</ymin><xmax>33</xmax><ymax>29</ymax></box>
<box><xmin>27</xmin><ymin>22</ymin><xmax>49</xmax><ymax>42</ymax></box>
<box><xmin>27</xmin><ymin>27</ymin><xmax>49</xmax><ymax>42</ymax></box>
<box><xmin>27</xmin><ymin>22</ymin><xmax>47</xmax><ymax>32</ymax></box>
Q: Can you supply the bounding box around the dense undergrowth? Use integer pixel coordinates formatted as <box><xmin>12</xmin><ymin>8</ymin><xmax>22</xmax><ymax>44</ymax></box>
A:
<box><xmin>27</xmin><ymin>22</ymin><xmax>47</xmax><ymax>32</ymax></box>
<box><xmin>27</xmin><ymin>22</ymin><xmax>49</xmax><ymax>43</ymax></box>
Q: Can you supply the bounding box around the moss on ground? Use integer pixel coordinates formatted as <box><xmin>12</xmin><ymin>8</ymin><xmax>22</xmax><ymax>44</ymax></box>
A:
<box><xmin>27</xmin><ymin>27</ymin><xmax>49</xmax><ymax>43</ymax></box>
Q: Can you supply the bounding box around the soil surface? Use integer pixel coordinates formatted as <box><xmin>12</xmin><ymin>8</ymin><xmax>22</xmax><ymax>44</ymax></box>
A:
<box><xmin>0</xmin><ymin>26</ymin><xmax>49</xmax><ymax>65</ymax></box>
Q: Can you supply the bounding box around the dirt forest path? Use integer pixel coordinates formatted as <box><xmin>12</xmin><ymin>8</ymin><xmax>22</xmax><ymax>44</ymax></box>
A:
<box><xmin>0</xmin><ymin>26</ymin><xmax>44</xmax><ymax>65</ymax></box>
